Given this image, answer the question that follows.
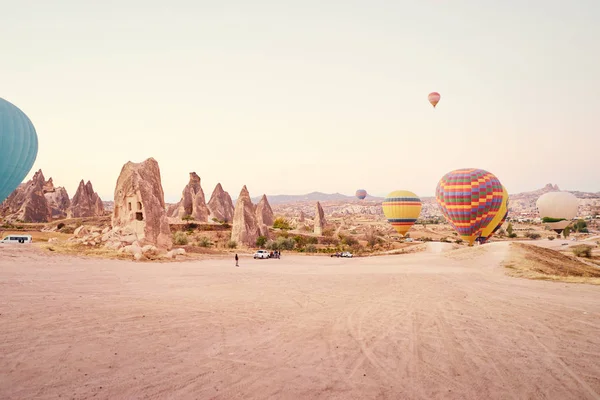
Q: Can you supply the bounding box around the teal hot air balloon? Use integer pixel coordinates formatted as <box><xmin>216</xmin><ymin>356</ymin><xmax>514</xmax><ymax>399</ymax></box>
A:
<box><xmin>0</xmin><ymin>98</ymin><xmax>39</xmax><ymax>203</ymax></box>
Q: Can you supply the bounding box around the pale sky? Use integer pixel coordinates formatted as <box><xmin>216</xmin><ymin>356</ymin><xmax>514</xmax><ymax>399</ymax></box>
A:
<box><xmin>2</xmin><ymin>0</ymin><xmax>599</xmax><ymax>203</ymax></box>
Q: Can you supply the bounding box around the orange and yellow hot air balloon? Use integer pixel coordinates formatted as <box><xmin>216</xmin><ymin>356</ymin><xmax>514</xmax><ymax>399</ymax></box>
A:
<box><xmin>382</xmin><ymin>190</ymin><xmax>422</xmax><ymax>236</ymax></box>
<box><xmin>428</xmin><ymin>92</ymin><xmax>441</xmax><ymax>108</ymax></box>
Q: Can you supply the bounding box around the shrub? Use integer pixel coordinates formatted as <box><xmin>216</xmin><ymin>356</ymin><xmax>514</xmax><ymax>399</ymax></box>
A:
<box><xmin>563</xmin><ymin>226</ymin><xmax>571</xmax><ymax>238</ymax></box>
<box><xmin>265</xmin><ymin>237</ymin><xmax>295</xmax><ymax>251</ymax></box>
<box><xmin>322</xmin><ymin>228</ymin><xmax>335</xmax><ymax>237</ymax></box>
<box><xmin>293</xmin><ymin>235</ymin><xmax>307</xmax><ymax>247</ymax></box>
<box><xmin>455</xmin><ymin>238</ymin><xmax>463</xmax><ymax>244</ymax></box>
<box><xmin>341</xmin><ymin>236</ymin><xmax>358</xmax><ymax>246</ymax></box>
<box><xmin>182</xmin><ymin>215</ymin><xmax>194</xmax><ymax>221</ymax></box>
<box><xmin>256</xmin><ymin>235</ymin><xmax>267</xmax><ymax>248</ymax></box>
<box><xmin>572</xmin><ymin>245</ymin><xmax>592</xmax><ymax>258</ymax></box>
<box><xmin>276</xmin><ymin>237</ymin><xmax>296</xmax><ymax>250</ymax></box>
<box><xmin>321</xmin><ymin>236</ymin><xmax>339</xmax><ymax>246</ymax></box>
<box><xmin>306</xmin><ymin>244</ymin><xmax>317</xmax><ymax>253</ymax></box>
<box><xmin>508</xmin><ymin>233</ymin><xmax>518</xmax><ymax>238</ymax></box>
<box><xmin>573</xmin><ymin>219</ymin><xmax>588</xmax><ymax>233</ymax></box>
<box><xmin>440</xmin><ymin>237</ymin><xmax>450</xmax><ymax>243</ymax></box>
<box><xmin>273</xmin><ymin>217</ymin><xmax>292</xmax><ymax>230</ymax></box>
<box><xmin>227</xmin><ymin>240</ymin><xmax>237</xmax><ymax>249</ymax></box>
<box><xmin>173</xmin><ymin>231</ymin><xmax>189</xmax><ymax>245</ymax></box>
<box><xmin>507</xmin><ymin>223</ymin><xmax>514</xmax><ymax>236</ymax></box>
<box><xmin>307</xmin><ymin>236</ymin><xmax>318</xmax><ymax>244</ymax></box>
<box><xmin>59</xmin><ymin>225</ymin><xmax>76</xmax><ymax>234</ymax></box>
<box><xmin>548</xmin><ymin>236</ymin><xmax>555</xmax><ymax>241</ymax></box>
<box><xmin>222</xmin><ymin>223</ymin><xmax>231</xmax><ymax>229</ymax></box>
<box><xmin>525</xmin><ymin>232</ymin><xmax>541</xmax><ymax>240</ymax></box>
<box><xmin>197</xmin><ymin>236</ymin><xmax>212</xmax><ymax>247</ymax></box>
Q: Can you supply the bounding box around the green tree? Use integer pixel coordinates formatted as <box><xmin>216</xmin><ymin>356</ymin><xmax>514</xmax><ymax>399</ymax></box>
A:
<box><xmin>506</xmin><ymin>223</ymin><xmax>514</xmax><ymax>236</ymax></box>
<box><xmin>273</xmin><ymin>218</ymin><xmax>292</xmax><ymax>230</ymax></box>
<box><xmin>256</xmin><ymin>236</ymin><xmax>267</xmax><ymax>248</ymax></box>
<box><xmin>563</xmin><ymin>226</ymin><xmax>571</xmax><ymax>238</ymax></box>
<box><xmin>573</xmin><ymin>219</ymin><xmax>588</xmax><ymax>233</ymax></box>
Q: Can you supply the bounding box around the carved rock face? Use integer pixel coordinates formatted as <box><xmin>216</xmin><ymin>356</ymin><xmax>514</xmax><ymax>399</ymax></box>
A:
<box><xmin>112</xmin><ymin>158</ymin><xmax>172</xmax><ymax>249</ymax></box>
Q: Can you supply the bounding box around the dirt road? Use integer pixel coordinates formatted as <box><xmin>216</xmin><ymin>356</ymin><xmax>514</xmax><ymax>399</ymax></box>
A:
<box><xmin>1</xmin><ymin>244</ymin><xmax>599</xmax><ymax>399</ymax></box>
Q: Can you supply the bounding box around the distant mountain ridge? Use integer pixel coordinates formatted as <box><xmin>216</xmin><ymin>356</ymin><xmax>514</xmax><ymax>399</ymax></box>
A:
<box><xmin>249</xmin><ymin>184</ymin><xmax>600</xmax><ymax>205</ymax></box>
<box><xmin>249</xmin><ymin>192</ymin><xmax>384</xmax><ymax>205</ymax></box>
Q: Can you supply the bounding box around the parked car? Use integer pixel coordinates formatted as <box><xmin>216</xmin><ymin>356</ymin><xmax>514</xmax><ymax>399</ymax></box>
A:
<box><xmin>253</xmin><ymin>250</ymin><xmax>270</xmax><ymax>259</ymax></box>
<box><xmin>0</xmin><ymin>234</ymin><xmax>33</xmax><ymax>244</ymax></box>
<box><xmin>341</xmin><ymin>252</ymin><xmax>353</xmax><ymax>258</ymax></box>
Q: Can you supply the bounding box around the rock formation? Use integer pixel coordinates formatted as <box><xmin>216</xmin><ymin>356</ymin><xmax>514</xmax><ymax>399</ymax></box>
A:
<box><xmin>255</xmin><ymin>194</ymin><xmax>274</xmax><ymax>227</ymax></box>
<box><xmin>1</xmin><ymin>170</ymin><xmax>51</xmax><ymax>222</ymax></box>
<box><xmin>207</xmin><ymin>183</ymin><xmax>234</xmax><ymax>223</ymax></box>
<box><xmin>111</xmin><ymin>158</ymin><xmax>172</xmax><ymax>249</ymax></box>
<box><xmin>231</xmin><ymin>186</ymin><xmax>260</xmax><ymax>246</ymax></box>
<box><xmin>314</xmin><ymin>201</ymin><xmax>326</xmax><ymax>235</ymax></box>
<box><xmin>170</xmin><ymin>172</ymin><xmax>209</xmax><ymax>222</ymax></box>
<box><xmin>67</xmin><ymin>180</ymin><xmax>104</xmax><ymax>218</ymax></box>
<box><xmin>298</xmin><ymin>210</ymin><xmax>305</xmax><ymax>222</ymax></box>
<box><xmin>42</xmin><ymin>177</ymin><xmax>71</xmax><ymax>219</ymax></box>
<box><xmin>1</xmin><ymin>171</ymin><xmax>73</xmax><ymax>222</ymax></box>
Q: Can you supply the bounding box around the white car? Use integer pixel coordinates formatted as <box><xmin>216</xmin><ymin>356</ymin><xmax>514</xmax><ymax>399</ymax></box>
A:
<box><xmin>0</xmin><ymin>234</ymin><xmax>33</xmax><ymax>244</ymax></box>
<box><xmin>253</xmin><ymin>250</ymin><xmax>270</xmax><ymax>259</ymax></box>
<box><xmin>341</xmin><ymin>251</ymin><xmax>353</xmax><ymax>258</ymax></box>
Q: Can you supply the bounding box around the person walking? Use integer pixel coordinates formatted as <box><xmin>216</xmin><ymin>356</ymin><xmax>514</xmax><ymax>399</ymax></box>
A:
<box><xmin>235</xmin><ymin>253</ymin><xmax>239</xmax><ymax>267</ymax></box>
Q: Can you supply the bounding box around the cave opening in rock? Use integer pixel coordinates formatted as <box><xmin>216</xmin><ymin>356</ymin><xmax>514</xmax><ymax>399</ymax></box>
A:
<box><xmin>136</xmin><ymin>212</ymin><xmax>143</xmax><ymax>221</ymax></box>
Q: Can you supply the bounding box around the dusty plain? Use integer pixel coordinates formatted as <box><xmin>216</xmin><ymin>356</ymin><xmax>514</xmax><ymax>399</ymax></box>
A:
<box><xmin>1</xmin><ymin>242</ymin><xmax>600</xmax><ymax>400</ymax></box>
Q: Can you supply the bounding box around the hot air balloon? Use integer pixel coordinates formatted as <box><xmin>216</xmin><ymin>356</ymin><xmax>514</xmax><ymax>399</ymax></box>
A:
<box><xmin>0</xmin><ymin>98</ymin><xmax>39</xmax><ymax>203</ymax></box>
<box><xmin>436</xmin><ymin>168</ymin><xmax>504</xmax><ymax>246</ymax></box>
<box><xmin>382</xmin><ymin>190</ymin><xmax>422</xmax><ymax>236</ymax></box>
<box><xmin>477</xmin><ymin>186</ymin><xmax>509</xmax><ymax>244</ymax></box>
<box><xmin>356</xmin><ymin>189</ymin><xmax>367</xmax><ymax>200</ymax></box>
<box><xmin>428</xmin><ymin>92</ymin><xmax>440</xmax><ymax>108</ymax></box>
<box><xmin>536</xmin><ymin>192</ymin><xmax>579</xmax><ymax>234</ymax></box>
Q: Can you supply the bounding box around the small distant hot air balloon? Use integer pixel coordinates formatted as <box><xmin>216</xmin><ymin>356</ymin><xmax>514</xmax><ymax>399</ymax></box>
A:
<box><xmin>0</xmin><ymin>98</ymin><xmax>39</xmax><ymax>203</ymax></box>
<box><xmin>536</xmin><ymin>192</ymin><xmax>579</xmax><ymax>234</ymax></box>
<box><xmin>436</xmin><ymin>168</ymin><xmax>504</xmax><ymax>246</ymax></box>
<box><xmin>356</xmin><ymin>189</ymin><xmax>367</xmax><ymax>200</ymax></box>
<box><xmin>477</xmin><ymin>186</ymin><xmax>509</xmax><ymax>244</ymax></box>
<box><xmin>428</xmin><ymin>92</ymin><xmax>441</xmax><ymax>108</ymax></box>
<box><xmin>382</xmin><ymin>190</ymin><xmax>422</xmax><ymax>236</ymax></box>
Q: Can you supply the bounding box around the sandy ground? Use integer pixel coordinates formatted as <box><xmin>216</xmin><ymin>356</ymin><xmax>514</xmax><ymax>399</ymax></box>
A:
<box><xmin>1</xmin><ymin>244</ymin><xmax>600</xmax><ymax>400</ymax></box>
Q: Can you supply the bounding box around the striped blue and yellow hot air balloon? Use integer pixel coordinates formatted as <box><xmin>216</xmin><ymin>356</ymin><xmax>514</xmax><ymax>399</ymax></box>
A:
<box><xmin>435</xmin><ymin>168</ymin><xmax>504</xmax><ymax>246</ymax></box>
<box><xmin>382</xmin><ymin>190</ymin><xmax>422</xmax><ymax>236</ymax></box>
<box><xmin>356</xmin><ymin>189</ymin><xmax>367</xmax><ymax>200</ymax></box>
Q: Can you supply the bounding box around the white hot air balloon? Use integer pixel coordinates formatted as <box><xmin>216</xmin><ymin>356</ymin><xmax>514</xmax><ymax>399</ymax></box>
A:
<box><xmin>536</xmin><ymin>192</ymin><xmax>579</xmax><ymax>234</ymax></box>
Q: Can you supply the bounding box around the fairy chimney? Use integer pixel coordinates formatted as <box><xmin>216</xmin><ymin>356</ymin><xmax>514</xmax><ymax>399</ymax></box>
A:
<box><xmin>207</xmin><ymin>183</ymin><xmax>234</xmax><ymax>223</ymax></box>
<box><xmin>68</xmin><ymin>180</ymin><xmax>104</xmax><ymax>218</ymax></box>
<box><xmin>111</xmin><ymin>158</ymin><xmax>172</xmax><ymax>249</ymax></box>
<box><xmin>314</xmin><ymin>201</ymin><xmax>326</xmax><ymax>235</ymax></box>
<box><xmin>230</xmin><ymin>185</ymin><xmax>260</xmax><ymax>246</ymax></box>
<box><xmin>170</xmin><ymin>172</ymin><xmax>209</xmax><ymax>222</ymax></box>
<box><xmin>255</xmin><ymin>194</ymin><xmax>274</xmax><ymax>227</ymax></box>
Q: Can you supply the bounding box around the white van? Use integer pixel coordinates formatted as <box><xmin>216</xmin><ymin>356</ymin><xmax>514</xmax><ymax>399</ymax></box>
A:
<box><xmin>0</xmin><ymin>234</ymin><xmax>33</xmax><ymax>244</ymax></box>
